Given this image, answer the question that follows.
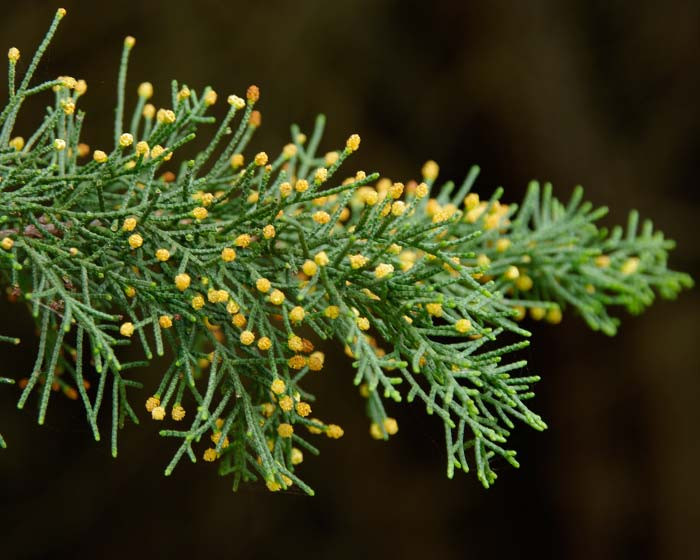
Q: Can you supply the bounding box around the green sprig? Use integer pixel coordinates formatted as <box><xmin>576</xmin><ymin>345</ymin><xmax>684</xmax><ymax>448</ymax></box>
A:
<box><xmin>0</xmin><ymin>11</ymin><xmax>691</xmax><ymax>495</ymax></box>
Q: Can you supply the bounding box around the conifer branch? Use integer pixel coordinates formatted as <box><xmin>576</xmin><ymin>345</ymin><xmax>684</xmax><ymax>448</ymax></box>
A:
<box><xmin>0</xmin><ymin>10</ymin><xmax>691</xmax><ymax>493</ymax></box>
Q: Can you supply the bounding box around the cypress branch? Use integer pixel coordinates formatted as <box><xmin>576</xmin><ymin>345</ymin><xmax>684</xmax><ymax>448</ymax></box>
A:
<box><xmin>0</xmin><ymin>10</ymin><xmax>692</xmax><ymax>493</ymax></box>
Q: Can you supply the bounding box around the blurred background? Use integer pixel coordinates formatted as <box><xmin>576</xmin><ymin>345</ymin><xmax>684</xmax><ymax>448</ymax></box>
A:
<box><xmin>0</xmin><ymin>1</ymin><xmax>698</xmax><ymax>558</ymax></box>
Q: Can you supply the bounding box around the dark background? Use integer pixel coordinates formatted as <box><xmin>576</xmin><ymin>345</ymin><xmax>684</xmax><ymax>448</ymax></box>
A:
<box><xmin>1</xmin><ymin>1</ymin><xmax>698</xmax><ymax>559</ymax></box>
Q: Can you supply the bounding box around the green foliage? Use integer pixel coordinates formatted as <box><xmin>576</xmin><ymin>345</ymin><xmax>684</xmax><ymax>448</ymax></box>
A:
<box><xmin>0</xmin><ymin>10</ymin><xmax>692</xmax><ymax>493</ymax></box>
